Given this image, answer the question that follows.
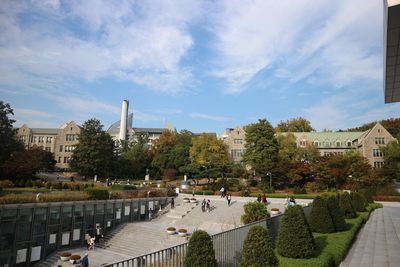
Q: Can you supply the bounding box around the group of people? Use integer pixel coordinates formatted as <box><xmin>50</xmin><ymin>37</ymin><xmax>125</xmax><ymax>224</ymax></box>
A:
<box><xmin>201</xmin><ymin>199</ymin><xmax>211</xmax><ymax>212</ymax></box>
<box><xmin>220</xmin><ymin>187</ymin><xmax>232</xmax><ymax>206</ymax></box>
<box><xmin>86</xmin><ymin>225</ymin><xmax>103</xmax><ymax>250</ymax></box>
<box><xmin>257</xmin><ymin>193</ymin><xmax>269</xmax><ymax>207</ymax></box>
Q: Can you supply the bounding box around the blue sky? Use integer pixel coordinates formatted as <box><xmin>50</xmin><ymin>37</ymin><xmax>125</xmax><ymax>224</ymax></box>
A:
<box><xmin>1</xmin><ymin>0</ymin><xmax>399</xmax><ymax>134</ymax></box>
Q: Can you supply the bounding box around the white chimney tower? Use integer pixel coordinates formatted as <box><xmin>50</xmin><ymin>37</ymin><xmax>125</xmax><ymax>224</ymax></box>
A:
<box><xmin>119</xmin><ymin>100</ymin><xmax>129</xmax><ymax>141</ymax></box>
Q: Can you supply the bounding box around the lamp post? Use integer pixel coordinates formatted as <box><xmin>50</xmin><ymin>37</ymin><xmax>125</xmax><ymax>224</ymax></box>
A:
<box><xmin>267</xmin><ymin>172</ymin><xmax>272</xmax><ymax>188</ymax></box>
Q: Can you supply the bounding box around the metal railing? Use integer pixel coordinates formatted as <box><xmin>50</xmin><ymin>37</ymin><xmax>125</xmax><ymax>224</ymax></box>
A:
<box><xmin>104</xmin><ymin>205</ymin><xmax>312</xmax><ymax>267</ymax></box>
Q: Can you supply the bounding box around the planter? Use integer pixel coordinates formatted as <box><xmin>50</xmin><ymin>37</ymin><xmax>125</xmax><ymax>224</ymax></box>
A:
<box><xmin>167</xmin><ymin>227</ymin><xmax>176</xmax><ymax>235</ymax></box>
<box><xmin>270</xmin><ymin>208</ymin><xmax>281</xmax><ymax>216</ymax></box>
<box><xmin>70</xmin><ymin>255</ymin><xmax>81</xmax><ymax>263</ymax></box>
<box><xmin>178</xmin><ymin>229</ymin><xmax>187</xmax><ymax>237</ymax></box>
<box><xmin>190</xmin><ymin>198</ymin><xmax>197</xmax><ymax>203</ymax></box>
<box><xmin>183</xmin><ymin>198</ymin><xmax>190</xmax><ymax>203</ymax></box>
<box><xmin>60</xmin><ymin>252</ymin><xmax>71</xmax><ymax>261</ymax></box>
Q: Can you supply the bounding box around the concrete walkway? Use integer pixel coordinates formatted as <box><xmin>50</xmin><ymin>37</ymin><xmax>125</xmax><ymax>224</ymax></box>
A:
<box><xmin>35</xmin><ymin>194</ymin><xmax>311</xmax><ymax>267</ymax></box>
<box><xmin>340</xmin><ymin>202</ymin><xmax>400</xmax><ymax>267</ymax></box>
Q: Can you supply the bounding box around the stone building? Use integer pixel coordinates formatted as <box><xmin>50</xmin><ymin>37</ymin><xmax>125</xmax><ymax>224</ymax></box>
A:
<box><xmin>221</xmin><ymin>123</ymin><xmax>397</xmax><ymax>168</ymax></box>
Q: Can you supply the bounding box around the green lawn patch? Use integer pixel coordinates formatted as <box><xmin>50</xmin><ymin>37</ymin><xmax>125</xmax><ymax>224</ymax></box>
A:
<box><xmin>250</xmin><ymin>193</ymin><xmax>319</xmax><ymax>199</ymax></box>
<box><xmin>277</xmin><ymin>203</ymin><xmax>380</xmax><ymax>267</ymax></box>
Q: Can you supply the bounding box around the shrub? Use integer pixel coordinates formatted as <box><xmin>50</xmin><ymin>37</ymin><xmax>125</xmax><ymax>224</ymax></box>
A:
<box><xmin>309</xmin><ymin>196</ymin><xmax>335</xmax><ymax>233</ymax></box>
<box><xmin>62</xmin><ymin>183</ymin><xmax>69</xmax><ymax>190</ymax></box>
<box><xmin>339</xmin><ymin>192</ymin><xmax>356</xmax><ymax>218</ymax></box>
<box><xmin>111</xmin><ymin>184</ymin><xmax>137</xmax><ymax>190</ymax></box>
<box><xmin>326</xmin><ymin>195</ymin><xmax>347</xmax><ymax>232</ymax></box>
<box><xmin>25</xmin><ymin>180</ymin><xmax>33</xmax><ymax>187</ymax></box>
<box><xmin>0</xmin><ymin>180</ymin><xmax>14</xmax><ymax>188</ymax></box>
<box><xmin>184</xmin><ymin>230</ymin><xmax>217</xmax><ymax>267</ymax></box>
<box><xmin>85</xmin><ymin>188</ymin><xmax>109</xmax><ymax>200</ymax></box>
<box><xmin>276</xmin><ymin>205</ymin><xmax>315</xmax><ymax>258</ymax></box>
<box><xmin>55</xmin><ymin>181</ymin><xmax>63</xmax><ymax>190</ymax></box>
<box><xmin>359</xmin><ymin>188</ymin><xmax>374</xmax><ymax>203</ymax></box>
<box><xmin>293</xmin><ymin>186</ymin><xmax>307</xmax><ymax>194</ymax></box>
<box><xmin>239</xmin><ymin>225</ymin><xmax>277</xmax><ymax>267</ymax></box>
<box><xmin>351</xmin><ymin>192</ymin><xmax>366</xmax><ymax>212</ymax></box>
<box><xmin>249</xmin><ymin>179</ymin><xmax>258</xmax><ymax>187</ymax></box>
<box><xmin>241</xmin><ymin>201</ymin><xmax>270</xmax><ymax>224</ymax></box>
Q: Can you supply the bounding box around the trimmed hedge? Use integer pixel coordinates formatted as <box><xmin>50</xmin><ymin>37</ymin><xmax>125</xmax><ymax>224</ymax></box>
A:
<box><xmin>277</xmin><ymin>203</ymin><xmax>382</xmax><ymax>267</ymax></box>
<box><xmin>184</xmin><ymin>230</ymin><xmax>217</xmax><ymax>267</ymax></box>
<box><xmin>241</xmin><ymin>201</ymin><xmax>270</xmax><ymax>224</ymax></box>
<box><xmin>351</xmin><ymin>192</ymin><xmax>366</xmax><ymax>212</ymax></box>
<box><xmin>309</xmin><ymin>196</ymin><xmax>335</xmax><ymax>233</ymax></box>
<box><xmin>326</xmin><ymin>196</ymin><xmax>347</xmax><ymax>232</ymax></box>
<box><xmin>276</xmin><ymin>205</ymin><xmax>315</xmax><ymax>258</ymax></box>
<box><xmin>239</xmin><ymin>225</ymin><xmax>277</xmax><ymax>267</ymax></box>
<box><xmin>85</xmin><ymin>188</ymin><xmax>109</xmax><ymax>200</ymax></box>
<box><xmin>359</xmin><ymin>188</ymin><xmax>374</xmax><ymax>203</ymax></box>
<box><xmin>340</xmin><ymin>192</ymin><xmax>356</xmax><ymax>218</ymax></box>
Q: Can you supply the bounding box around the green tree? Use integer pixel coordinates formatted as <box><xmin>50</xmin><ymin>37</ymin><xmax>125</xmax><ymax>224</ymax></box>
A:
<box><xmin>243</xmin><ymin>119</ymin><xmax>279</xmax><ymax>181</ymax></box>
<box><xmin>326</xmin><ymin>195</ymin><xmax>347</xmax><ymax>231</ymax></box>
<box><xmin>70</xmin><ymin>118</ymin><xmax>116</xmax><ymax>177</ymax></box>
<box><xmin>241</xmin><ymin>201</ymin><xmax>270</xmax><ymax>224</ymax></box>
<box><xmin>2</xmin><ymin>148</ymin><xmax>56</xmax><ymax>180</ymax></box>
<box><xmin>239</xmin><ymin>225</ymin><xmax>277</xmax><ymax>267</ymax></box>
<box><xmin>121</xmin><ymin>132</ymin><xmax>152</xmax><ymax>179</ymax></box>
<box><xmin>276</xmin><ymin>117</ymin><xmax>315</xmax><ymax>132</ymax></box>
<box><xmin>184</xmin><ymin>230</ymin><xmax>217</xmax><ymax>267</ymax></box>
<box><xmin>276</xmin><ymin>205</ymin><xmax>315</xmax><ymax>258</ymax></box>
<box><xmin>351</xmin><ymin>192</ymin><xmax>366</xmax><ymax>212</ymax></box>
<box><xmin>189</xmin><ymin>133</ymin><xmax>228</xmax><ymax>172</ymax></box>
<box><xmin>381</xmin><ymin>141</ymin><xmax>400</xmax><ymax>181</ymax></box>
<box><xmin>309</xmin><ymin>196</ymin><xmax>335</xmax><ymax>233</ymax></box>
<box><xmin>339</xmin><ymin>192</ymin><xmax>356</xmax><ymax>218</ymax></box>
<box><xmin>0</xmin><ymin>101</ymin><xmax>24</xmax><ymax>178</ymax></box>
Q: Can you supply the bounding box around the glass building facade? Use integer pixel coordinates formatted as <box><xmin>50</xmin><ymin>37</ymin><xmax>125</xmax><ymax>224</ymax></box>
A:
<box><xmin>0</xmin><ymin>197</ymin><xmax>169</xmax><ymax>267</ymax></box>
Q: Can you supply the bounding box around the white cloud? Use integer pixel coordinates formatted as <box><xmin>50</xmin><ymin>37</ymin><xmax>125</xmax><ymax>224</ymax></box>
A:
<box><xmin>208</xmin><ymin>0</ymin><xmax>383</xmax><ymax>94</ymax></box>
<box><xmin>0</xmin><ymin>0</ymin><xmax>203</xmax><ymax>94</ymax></box>
<box><xmin>189</xmin><ymin>113</ymin><xmax>232</xmax><ymax>122</ymax></box>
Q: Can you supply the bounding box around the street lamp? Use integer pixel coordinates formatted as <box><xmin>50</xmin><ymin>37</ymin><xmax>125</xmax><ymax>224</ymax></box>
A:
<box><xmin>267</xmin><ymin>172</ymin><xmax>272</xmax><ymax>188</ymax></box>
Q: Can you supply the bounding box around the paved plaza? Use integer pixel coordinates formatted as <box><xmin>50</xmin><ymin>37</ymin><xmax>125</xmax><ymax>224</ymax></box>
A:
<box><xmin>37</xmin><ymin>194</ymin><xmax>311</xmax><ymax>266</ymax></box>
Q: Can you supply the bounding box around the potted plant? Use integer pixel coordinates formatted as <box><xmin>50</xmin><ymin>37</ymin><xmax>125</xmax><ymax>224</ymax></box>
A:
<box><xmin>70</xmin><ymin>255</ymin><xmax>81</xmax><ymax>264</ymax></box>
<box><xmin>60</xmin><ymin>252</ymin><xmax>72</xmax><ymax>261</ymax></box>
<box><xmin>270</xmin><ymin>208</ymin><xmax>281</xmax><ymax>215</ymax></box>
<box><xmin>183</xmin><ymin>197</ymin><xmax>190</xmax><ymax>203</ymax></box>
<box><xmin>178</xmin><ymin>228</ymin><xmax>188</xmax><ymax>237</ymax></box>
<box><xmin>167</xmin><ymin>227</ymin><xmax>176</xmax><ymax>235</ymax></box>
<box><xmin>190</xmin><ymin>198</ymin><xmax>197</xmax><ymax>203</ymax></box>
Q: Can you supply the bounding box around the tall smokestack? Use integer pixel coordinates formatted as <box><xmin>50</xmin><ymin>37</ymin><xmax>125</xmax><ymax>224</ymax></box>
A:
<box><xmin>119</xmin><ymin>100</ymin><xmax>129</xmax><ymax>141</ymax></box>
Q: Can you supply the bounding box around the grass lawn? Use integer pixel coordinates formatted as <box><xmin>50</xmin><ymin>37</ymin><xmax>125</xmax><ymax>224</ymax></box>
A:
<box><xmin>277</xmin><ymin>203</ymin><xmax>382</xmax><ymax>267</ymax></box>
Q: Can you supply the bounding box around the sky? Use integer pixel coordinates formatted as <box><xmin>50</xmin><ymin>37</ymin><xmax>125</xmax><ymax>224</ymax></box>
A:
<box><xmin>1</xmin><ymin>0</ymin><xmax>399</xmax><ymax>134</ymax></box>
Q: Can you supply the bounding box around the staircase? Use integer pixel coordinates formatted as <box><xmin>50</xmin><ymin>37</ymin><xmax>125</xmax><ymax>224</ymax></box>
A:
<box><xmin>340</xmin><ymin>208</ymin><xmax>400</xmax><ymax>267</ymax></box>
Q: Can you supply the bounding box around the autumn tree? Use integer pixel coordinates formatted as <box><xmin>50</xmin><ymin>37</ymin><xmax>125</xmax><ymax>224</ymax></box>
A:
<box><xmin>276</xmin><ymin>117</ymin><xmax>315</xmax><ymax>132</ymax></box>
<box><xmin>243</xmin><ymin>119</ymin><xmax>279</xmax><ymax>181</ymax></box>
<box><xmin>381</xmin><ymin>141</ymin><xmax>400</xmax><ymax>181</ymax></box>
<box><xmin>70</xmin><ymin>118</ymin><xmax>116</xmax><ymax>177</ymax></box>
<box><xmin>2</xmin><ymin>148</ymin><xmax>56</xmax><ymax>180</ymax></box>
<box><xmin>189</xmin><ymin>133</ymin><xmax>228</xmax><ymax>177</ymax></box>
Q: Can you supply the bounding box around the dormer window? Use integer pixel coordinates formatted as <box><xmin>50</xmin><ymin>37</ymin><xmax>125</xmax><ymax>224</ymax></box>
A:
<box><xmin>347</xmin><ymin>140</ymin><xmax>352</xmax><ymax>147</ymax></box>
<box><xmin>313</xmin><ymin>141</ymin><xmax>319</xmax><ymax>147</ymax></box>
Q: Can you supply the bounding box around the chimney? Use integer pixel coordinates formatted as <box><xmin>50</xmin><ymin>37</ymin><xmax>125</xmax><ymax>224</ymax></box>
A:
<box><xmin>119</xmin><ymin>100</ymin><xmax>129</xmax><ymax>141</ymax></box>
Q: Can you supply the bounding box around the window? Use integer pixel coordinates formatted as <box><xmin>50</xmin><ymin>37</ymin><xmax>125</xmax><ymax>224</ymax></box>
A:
<box><xmin>374</xmin><ymin>162</ymin><xmax>384</xmax><ymax>168</ymax></box>
<box><xmin>45</xmin><ymin>147</ymin><xmax>51</xmax><ymax>152</ymax></box>
<box><xmin>58</xmin><ymin>157</ymin><xmax>61</xmax><ymax>163</ymax></box>
<box><xmin>64</xmin><ymin>145</ymin><xmax>75</xmax><ymax>152</ymax></box>
<box><xmin>375</xmin><ymin>137</ymin><xmax>385</xmax><ymax>145</ymax></box>
<box><xmin>336</xmin><ymin>141</ymin><xmax>341</xmax><ymax>147</ymax></box>
<box><xmin>233</xmin><ymin>139</ymin><xmax>243</xmax><ymax>144</ymax></box>
<box><xmin>373</xmin><ymin>149</ymin><xmax>383</xmax><ymax>157</ymax></box>
<box><xmin>38</xmin><ymin>136</ymin><xmax>44</xmax><ymax>143</ymax></box>
<box><xmin>313</xmin><ymin>141</ymin><xmax>319</xmax><ymax>147</ymax></box>
<box><xmin>59</xmin><ymin>145</ymin><xmax>63</xmax><ymax>152</ymax></box>
<box><xmin>323</xmin><ymin>140</ymin><xmax>330</xmax><ymax>148</ymax></box>
<box><xmin>231</xmin><ymin>149</ymin><xmax>244</xmax><ymax>158</ymax></box>
<box><xmin>66</xmin><ymin>134</ymin><xmax>75</xmax><ymax>141</ymax></box>
<box><xmin>63</xmin><ymin>157</ymin><xmax>72</xmax><ymax>163</ymax></box>
<box><xmin>46</xmin><ymin>137</ymin><xmax>52</xmax><ymax>143</ymax></box>
<box><xmin>300</xmin><ymin>140</ymin><xmax>306</xmax><ymax>147</ymax></box>
<box><xmin>347</xmin><ymin>141</ymin><xmax>352</xmax><ymax>147</ymax></box>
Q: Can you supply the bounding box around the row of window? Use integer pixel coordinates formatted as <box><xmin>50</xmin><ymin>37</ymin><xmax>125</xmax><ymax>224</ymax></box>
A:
<box><xmin>66</xmin><ymin>134</ymin><xmax>77</xmax><ymax>141</ymax></box>
<box><xmin>231</xmin><ymin>149</ymin><xmax>245</xmax><ymax>158</ymax></box>
<box><xmin>59</xmin><ymin>145</ymin><xmax>76</xmax><ymax>152</ymax></box>
<box><xmin>323</xmin><ymin>151</ymin><xmax>344</xmax><ymax>156</ymax></box>
<box><xmin>58</xmin><ymin>156</ymin><xmax>72</xmax><ymax>163</ymax></box>
<box><xmin>374</xmin><ymin>161</ymin><xmax>384</xmax><ymax>168</ymax></box>
<box><xmin>29</xmin><ymin>136</ymin><xmax>53</xmax><ymax>143</ymax></box>
<box><xmin>313</xmin><ymin>140</ymin><xmax>352</xmax><ymax>148</ymax></box>
<box><xmin>233</xmin><ymin>139</ymin><xmax>243</xmax><ymax>144</ymax></box>
<box><xmin>375</xmin><ymin>137</ymin><xmax>385</xmax><ymax>145</ymax></box>
<box><xmin>373</xmin><ymin>149</ymin><xmax>383</xmax><ymax>157</ymax></box>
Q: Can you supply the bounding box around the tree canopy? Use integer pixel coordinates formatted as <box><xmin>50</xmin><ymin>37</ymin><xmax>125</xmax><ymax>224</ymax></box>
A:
<box><xmin>276</xmin><ymin>117</ymin><xmax>315</xmax><ymax>132</ymax></box>
<box><xmin>70</xmin><ymin>118</ymin><xmax>116</xmax><ymax>177</ymax></box>
<box><xmin>243</xmin><ymin>119</ymin><xmax>279</xmax><ymax>180</ymax></box>
<box><xmin>189</xmin><ymin>133</ymin><xmax>228</xmax><ymax>170</ymax></box>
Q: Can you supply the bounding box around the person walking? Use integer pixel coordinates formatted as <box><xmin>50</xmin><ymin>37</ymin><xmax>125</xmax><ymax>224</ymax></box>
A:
<box><xmin>227</xmin><ymin>193</ymin><xmax>231</xmax><ymax>206</ymax></box>
<box><xmin>201</xmin><ymin>199</ymin><xmax>206</xmax><ymax>212</ymax></box>
<box><xmin>171</xmin><ymin>197</ymin><xmax>175</xmax><ymax>209</ymax></box>
<box><xmin>206</xmin><ymin>199</ymin><xmax>211</xmax><ymax>212</ymax></box>
<box><xmin>261</xmin><ymin>193</ymin><xmax>266</xmax><ymax>207</ymax></box>
<box><xmin>95</xmin><ymin>225</ymin><xmax>103</xmax><ymax>244</ymax></box>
